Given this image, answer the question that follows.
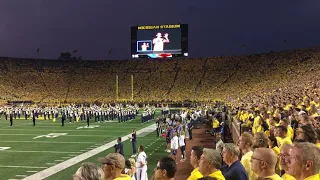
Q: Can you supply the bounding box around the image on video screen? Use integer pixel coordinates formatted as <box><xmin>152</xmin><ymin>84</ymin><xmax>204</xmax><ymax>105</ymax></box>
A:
<box><xmin>136</xmin><ymin>28</ymin><xmax>181</xmax><ymax>58</ymax></box>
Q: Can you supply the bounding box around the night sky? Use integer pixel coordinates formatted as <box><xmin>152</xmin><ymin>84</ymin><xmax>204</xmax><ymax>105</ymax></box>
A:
<box><xmin>0</xmin><ymin>0</ymin><xmax>320</xmax><ymax>60</ymax></box>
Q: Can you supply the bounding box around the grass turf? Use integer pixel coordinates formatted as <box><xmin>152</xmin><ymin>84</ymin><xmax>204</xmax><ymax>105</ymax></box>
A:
<box><xmin>0</xmin><ymin>110</ymin><xmax>169</xmax><ymax>180</ymax></box>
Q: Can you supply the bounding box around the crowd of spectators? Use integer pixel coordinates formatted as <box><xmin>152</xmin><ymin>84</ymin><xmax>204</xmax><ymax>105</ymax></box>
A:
<box><xmin>1</xmin><ymin>47</ymin><xmax>319</xmax><ymax>104</ymax></box>
<box><xmin>1</xmin><ymin>47</ymin><xmax>320</xmax><ymax>179</ymax></box>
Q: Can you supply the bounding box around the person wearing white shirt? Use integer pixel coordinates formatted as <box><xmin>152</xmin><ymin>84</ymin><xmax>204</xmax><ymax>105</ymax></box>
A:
<box><xmin>136</xmin><ymin>145</ymin><xmax>148</xmax><ymax>180</ymax></box>
<box><xmin>215</xmin><ymin>133</ymin><xmax>224</xmax><ymax>152</ymax></box>
<box><xmin>171</xmin><ymin>132</ymin><xmax>179</xmax><ymax>163</ymax></box>
<box><xmin>179</xmin><ymin>131</ymin><xmax>186</xmax><ymax>162</ymax></box>
<box><xmin>180</xmin><ymin>111</ymin><xmax>187</xmax><ymax>124</ymax></box>
<box><xmin>141</xmin><ymin>42</ymin><xmax>149</xmax><ymax>51</ymax></box>
<box><xmin>153</xmin><ymin>33</ymin><xmax>169</xmax><ymax>51</ymax></box>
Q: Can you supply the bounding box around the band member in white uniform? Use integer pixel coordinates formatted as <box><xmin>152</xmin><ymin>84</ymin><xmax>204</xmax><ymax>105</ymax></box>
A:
<box><xmin>152</xmin><ymin>33</ymin><xmax>169</xmax><ymax>51</ymax></box>
<box><xmin>136</xmin><ymin>145</ymin><xmax>148</xmax><ymax>180</ymax></box>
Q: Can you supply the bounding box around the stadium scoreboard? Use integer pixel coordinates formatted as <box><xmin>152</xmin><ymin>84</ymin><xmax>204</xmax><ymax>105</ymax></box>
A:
<box><xmin>131</xmin><ymin>24</ymin><xmax>188</xmax><ymax>59</ymax></box>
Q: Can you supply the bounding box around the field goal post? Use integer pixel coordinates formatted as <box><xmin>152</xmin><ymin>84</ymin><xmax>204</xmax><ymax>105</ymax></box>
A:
<box><xmin>116</xmin><ymin>75</ymin><xmax>134</xmax><ymax>102</ymax></box>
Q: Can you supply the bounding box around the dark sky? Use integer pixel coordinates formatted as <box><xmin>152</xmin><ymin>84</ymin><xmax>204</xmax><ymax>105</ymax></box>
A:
<box><xmin>0</xmin><ymin>0</ymin><xmax>320</xmax><ymax>60</ymax></box>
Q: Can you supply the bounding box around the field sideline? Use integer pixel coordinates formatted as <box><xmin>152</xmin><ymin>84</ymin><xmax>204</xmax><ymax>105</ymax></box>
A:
<box><xmin>0</xmin><ymin>110</ymin><xmax>168</xmax><ymax>180</ymax></box>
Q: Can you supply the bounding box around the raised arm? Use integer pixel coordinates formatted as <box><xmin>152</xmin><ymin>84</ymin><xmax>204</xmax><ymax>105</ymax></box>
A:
<box><xmin>163</xmin><ymin>33</ymin><xmax>170</xmax><ymax>43</ymax></box>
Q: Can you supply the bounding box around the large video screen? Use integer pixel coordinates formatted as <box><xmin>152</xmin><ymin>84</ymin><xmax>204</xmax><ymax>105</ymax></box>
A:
<box><xmin>131</xmin><ymin>24</ymin><xmax>188</xmax><ymax>59</ymax></box>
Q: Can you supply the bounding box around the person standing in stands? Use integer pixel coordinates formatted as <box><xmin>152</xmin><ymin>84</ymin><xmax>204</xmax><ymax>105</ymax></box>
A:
<box><xmin>187</xmin><ymin>146</ymin><xmax>204</xmax><ymax>180</ymax></box>
<box><xmin>98</xmin><ymin>153</ymin><xmax>131</xmax><ymax>180</ymax></box>
<box><xmin>221</xmin><ymin>143</ymin><xmax>248</xmax><ymax>180</ymax></box>
<box><xmin>154</xmin><ymin>157</ymin><xmax>177</xmax><ymax>180</ymax></box>
<box><xmin>287</xmin><ymin>142</ymin><xmax>320</xmax><ymax>180</ymax></box>
<box><xmin>198</xmin><ymin>148</ymin><xmax>225</xmax><ymax>180</ymax></box>
<box><xmin>279</xmin><ymin>144</ymin><xmax>295</xmax><ymax>179</ymax></box>
<box><xmin>128</xmin><ymin>129</ymin><xmax>137</xmax><ymax>156</ymax></box>
<box><xmin>275</xmin><ymin>125</ymin><xmax>292</xmax><ymax>150</ymax></box>
<box><xmin>170</xmin><ymin>132</ymin><xmax>179</xmax><ymax>163</ymax></box>
<box><xmin>115</xmin><ymin>137</ymin><xmax>124</xmax><ymax>156</ymax></box>
<box><xmin>73</xmin><ymin>162</ymin><xmax>104</xmax><ymax>180</ymax></box>
<box><xmin>238</xmin><ymin>132</ymin><xmax>256</xmax><ymax>180</ymax></box>
<box><xmin>166</xmin><ymin>126</ymin><xmax>173</xmax><ymax>152</ymax></box>
<box><xmin>187</xmin><ymin>120</ymin><xmax>194</xmax><ymax>140</ymax></box>
<box><xmin>212</xmin><ymin>117</ymin><xmax>220</xmax><ymax>137</ymax></box>
<box><xmin>179</xmin><ymin>131</ymin><xmax>186</xmax><ymax>162</ymax></box>
<box><xmin>175</xmin><ymin>120</ymin><xmax>183</xmax><ymax>135</ymax></box>
<box><xmin>251</xmin><ymin>148</ymin><xmax>282</xmax><ymax>180</ymax></box>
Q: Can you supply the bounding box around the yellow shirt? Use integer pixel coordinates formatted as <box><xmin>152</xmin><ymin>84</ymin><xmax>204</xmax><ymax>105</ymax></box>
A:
<box><xmin>281</xmin><ymin>173</ymin><xmax>296</xmax><ymax>180</ymax></box>
<box><xmin>266</xmin><ymin>174</ymin><xmax>283</xmax><ymax>180</ymax></box>
<box><xmin>252</xmin><ymin>116</ymin><xmax>261</xmax><ymax>134</ymax></box>
<box><xmin>241</xmin><ymin>151</ymin><xmax>257</xmax><ymax>180</ymax></box>
<box><xmin>287</xmin><ymin>126</ymin><xmax>294</xmax><ymax>140</ymax></box>
<box><xmin>306</xmin><ymin>106</ymin><xmax>311</xmax><ymax>112</ymax></box>
<box><xmin>272</xmin><ymin>146</ymin><xmax>281</xmax><ymax>173</ymax></box>
<box><xmin>303</xmin><ymin>174</ymin><xmax>320</xmax><ymax>180</ymax></box>
<box><xmin>265</xmin><ymin>130</ymin><xmax>271</xmax><ymax>137</ymax></box>
<box><xmin>208</xmin><ymin>170</ymin><xmax>226</xmax><ymax>180</ymax></box>
<box><xmin>272</xmin><ymin>146</ymin><xmax>280</xmax><ymax>156</ymax></box>
<box><xmin>187</xmin><ymin>167</ymin><xmax>203</xmax><ymax>180</ymax></box>
<box><xmin>276</xmin><ymin>136</ymin><xmax>293</xmax><ymax>150</ymax></box>
<box><xmin>213</xmin><ymin>119</ymin><xmax>220</xmax><ymax>128</ymax></box>
<box><xmin>316</xmin><ymin>143</ymin><xmax>320</xmax><ymax>148</ymax></box>
<box><xmin>240</xmin><ymin>112</ymin><xmax>249</xmax><ymax>122</ymax></box>
<box><xmin>257</xmin><ymin>125</ymin><xmax>264</xmax><ymax>133</ymax></box>
<box><xmin>114</xmin><ymin>174</ymin><xmax>132</xmax><ymax>180</ymax></box>
<box><xmin>284</xmin><ymin>104</ymin><xmax>293</xmax><ymax>111</ymax></box>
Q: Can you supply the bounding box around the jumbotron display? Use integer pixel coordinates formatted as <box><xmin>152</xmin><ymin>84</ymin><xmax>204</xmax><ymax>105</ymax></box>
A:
<box><xmin>131</xmin><ymin>24</ymin><xmax>188</xmax><ymax>59</ymax></box>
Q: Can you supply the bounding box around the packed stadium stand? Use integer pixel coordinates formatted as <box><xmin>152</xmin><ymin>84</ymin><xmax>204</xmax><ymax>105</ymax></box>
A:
<box><xmin>0</xmin><ymin>47</ymin><xmax>320</xmax><ymax>104</ymax></box>
<box><xmin>2</xmin><ymin>47</ymin><xmax>320</xmax><ymax>180</ymax></box>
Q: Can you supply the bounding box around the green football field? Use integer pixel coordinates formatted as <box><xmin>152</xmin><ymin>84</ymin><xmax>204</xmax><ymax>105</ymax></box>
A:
<box><xmin>0</xmin><ymin>110</ymin><xmax>168</xmax><ymax>180</ymax></box>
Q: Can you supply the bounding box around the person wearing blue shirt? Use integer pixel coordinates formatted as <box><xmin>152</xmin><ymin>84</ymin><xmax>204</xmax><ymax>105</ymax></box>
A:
<box><xmin>221</xmin><ymin>143</ymin><xmax>248</xmax><ymax>180</ymax></box>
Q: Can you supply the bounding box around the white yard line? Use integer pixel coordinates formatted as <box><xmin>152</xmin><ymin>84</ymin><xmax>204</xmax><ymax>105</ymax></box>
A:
<box><xmin>90</xmin><ymin>145</ymin><xmax>100</xmax><ymax>148</ymax></box>
<box><xmin>0</xmin><ymin>124</ymin><xmax>28</xmax><ymax>128</ymax></box>
<box><xmin>0</xmin><ymin>165</ymin><xmax>47</xmax><ymax>169</ymax></box>
<box><xmin>2</xmin><ymin>150</ymin><xmax>82</xmax><ymax>154</ymax></box>
<box><xmin>69</xmin><ymin>154</ymin><xmax>80</xmax><ymax>156</ymax></box>
<box><xmin>22</xmin><ymin>124</ymin><xmax>156</xmax><ymax>180</ymax></box>
<box><xmin>0</xmin><ymin>141</ymin><xmax>97</xmax><ymax>144</ymax></box>
<box><xmin>0</xmin><ymin>134</ymin><xmax>114</xmax><ymax>137</ymax></box>
<box><xmin>0</xmin><ymin>127</ymin><xmax>138</xmax><ymax>132</ymax></box>
<box><xmin>15</xmin><ymin>175</ymin><xmax>27</xmax><ymax>177</ymax></box>
<box><xmin>45</xmin><ymin>163</ymin><xmax>57</xmax><ymax>165</ymax></box>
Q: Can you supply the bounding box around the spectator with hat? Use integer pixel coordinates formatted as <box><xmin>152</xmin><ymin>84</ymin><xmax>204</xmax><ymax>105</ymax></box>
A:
<box><xmin>98</xmin><ymin>153</ymin><xmax>131</xmax><ymax>180</ymax></box>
